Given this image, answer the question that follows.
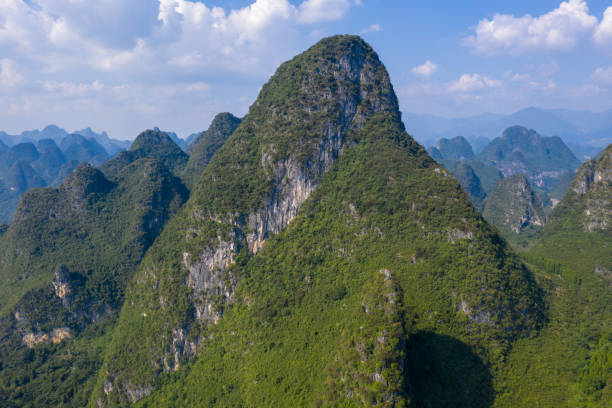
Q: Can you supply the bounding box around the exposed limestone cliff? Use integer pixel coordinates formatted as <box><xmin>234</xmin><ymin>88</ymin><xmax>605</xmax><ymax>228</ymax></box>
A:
<box><xmin>94</xmin><ymin>34</ymin><xmax>402</xmax><ymax>405</ymax></box>
<box><xmin>568</xmin><ymin>145</ymin><xmax>611</xmax><ymax>232</ymax></box>
<box><xmin>483</xmin><ymin>174</ymin><xmax>546</xmax><ymax>238</ymax></box>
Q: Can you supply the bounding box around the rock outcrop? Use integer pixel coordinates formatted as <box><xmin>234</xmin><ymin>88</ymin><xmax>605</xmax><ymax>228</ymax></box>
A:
<box><xmin>94</xmin><ymin>34</ymin><xmax>404</xmax><ymax>405</ymax></box>
<box><xmin>483</xmin><ymin>174</ymin><xmax>546</xmax><ymax>239</ymax></box>
<box><xmin>568</xmin><ymin>144</ymin><xmax>611</xmax><ymax>232</ymax></box>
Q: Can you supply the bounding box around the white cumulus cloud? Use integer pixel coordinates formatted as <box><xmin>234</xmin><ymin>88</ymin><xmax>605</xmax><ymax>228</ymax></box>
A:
<box><xmin>448</xmin><ymin>74</ymin><xmax>502</xmax><ymax>92</ymax></box>
<box><xmin>463</xmin><ymin>0</ymin><xmax>598</xmax><ymax>55</ymax></box>
<box><xmin>298</xmin><ymin>0</ymin><xmax>352</xmax><ymax>24</ymax></box>
<box><xmin>411</xmin><ymin>60</ymin><xmax>437</xmax><ymax>78</ymax></box>
<box><xmin>594</xmin><ymin>7</ymin><xmax>612</xmax><ymax>46</ymax></box>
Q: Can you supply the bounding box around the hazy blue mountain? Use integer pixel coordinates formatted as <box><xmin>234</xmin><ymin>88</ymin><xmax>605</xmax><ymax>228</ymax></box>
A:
<box><xmin>74</xmin><ymin>127</ymin><xmax>130</xmax><ymax>155</ymax></box>
<box><xmin>32</xmin><ymin>139</ymin><xmax>67</xmax><ymax>184</ymax></box>
<box><xmin>404</xmin><ymin>107</ymin><xmax>612</xmax><ymax>150</ymax></box>
<box><xmin>0</xmin><ymin>143</ymin><xmax>40</xmax><ymax>172</ymax></box>
<box><xmin>59</xmin><ymin>134</ymin><xmax>109</xmax><ymax>165</ymax></box>
<box><xmin>0</xmin><ymin>134</ymin><xmax>118</xmax><ymax>223</ymax></box>
<box><xmin>0</xmin><ymin>131</ymin><xmax>17</xmax><ymax>146</ymax></box>
<box><xmin>0</xmin><ymin>139</ymin><xmax>6</xmax><ymax>154</ymax></box>
<box><xmin>472</xmin><ymin>136</ymin><xmax>490</xmax><ymax>153</ymax></box>
<box><xmin>0</xmin><ymin>160</ymin><xmax>47</xmax><ymax>223</ymax></box>
<box><xmin>477</xmin><ymin>126</ymin><xmax>580</xmax><ymax>192</ymax></box>
<box><xmin>0</xmin><ymin>126</ymin><xmax>129</xmax><ymax>157</ymax></box>
<box><xmin>19</xmin><ymin>125</ymin><xmax>68</xmax><ymax>144</ymax></box>
<box><xmin>184</xmin><ymin>132</ymin><xmax>199</xmax><ymax>147</ymax></box>
<box><xmin>432</xmin><ymin>136</ymin><xmax>475</xmax><ymax>161</ymax></box>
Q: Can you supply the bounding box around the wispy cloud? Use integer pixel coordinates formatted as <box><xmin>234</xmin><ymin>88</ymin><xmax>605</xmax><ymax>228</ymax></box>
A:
<box><xmin>411</xmin><ymin>60</ymin><xmax>437</xmax><ymax>78</ymax></box>
<box><xmin>361</xmin><ymin>23</ymin><xmax>382</xmax><ymax>33</ymax></box>
<box><xmin>448</xmin><ymin>74</ymin><xmax>502</xmax><ymax>92</ymax></box>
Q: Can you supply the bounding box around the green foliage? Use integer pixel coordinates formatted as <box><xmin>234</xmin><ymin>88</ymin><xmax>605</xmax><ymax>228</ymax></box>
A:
<box><xmin>127</xmin><ymin>114</ymin><xmax>542</xmax><ymax>407</ymax></box>
<box><xmin>482</xmin><ymin>174</ymin><xmax>546</xmax><ymax>248</ymax></box>
<box><xmin>0</xmin><ymin>135</ymin><xmax>190</xmax><ymax>406</ymax></box>
<box><xmin>182</xmin><ymin>113</ymin><xmax>241</xmax><ymax>189</ymax></box>
<box><xmin>493</xmin><ymin>144</ymin><xmax>612</xmax><ymax>408</ymax></box>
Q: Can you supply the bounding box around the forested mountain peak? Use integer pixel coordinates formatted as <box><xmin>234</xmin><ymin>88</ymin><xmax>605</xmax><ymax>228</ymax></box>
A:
<box><xmin>93</xmin><ymin>35</ymin><xmax>543</xmax><ymax>407</ymax></box>
<box><xmin>182</xmin><ymin>112</ymin><xmax>242</xmax><ymax>189</ymax></box>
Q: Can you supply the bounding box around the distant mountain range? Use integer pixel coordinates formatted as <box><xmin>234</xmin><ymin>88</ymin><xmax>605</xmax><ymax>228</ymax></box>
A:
<box><xmin>404</xmin><ymin>107</ymin><xmax>612</xmax><ymax>156</ymax></box>
<box><xmin>0</xmin><ymin>132</ymin><xmax>119</xmax><ymax>223</ymax></box>
<box><xmin>0</xmin><ymin>125</ymin><xmax>130</xmax><ymax>155</ymax></box>
<box><xmin>427</xmin><ymin>127</ymin><xmax>588</xmax><ymax>245</ymax></box>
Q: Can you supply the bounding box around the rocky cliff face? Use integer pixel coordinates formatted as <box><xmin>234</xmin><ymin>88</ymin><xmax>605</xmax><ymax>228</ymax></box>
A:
<box><xmin>94</xmin><ymin>35</ymin><xmax>404</xmax><ymax>405</ymax></box>
<box><xmin>568</xmin><ymin>144</ymin><xmax>611</xmax><ymax>232</ymax></box>
<box><xmin>483</xmin><ymin>174</ymin><xmax>546</xmax><ymax>238</ymax></box>
<box><xmin>0</xmin><ymin>134</ymin><xmax>190</xmax><ymax>407</ymax></box>
<box><xmin>92</xmin><ymin>36</ymin><xmax>545</xmax><ymax>408</ymax></box>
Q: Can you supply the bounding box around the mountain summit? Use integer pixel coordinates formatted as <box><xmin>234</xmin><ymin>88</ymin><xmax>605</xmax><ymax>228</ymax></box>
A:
<box><xmin>93</xmin><ymin>35</ymin><xmax>542</xmax><ymax>407</ymax></box>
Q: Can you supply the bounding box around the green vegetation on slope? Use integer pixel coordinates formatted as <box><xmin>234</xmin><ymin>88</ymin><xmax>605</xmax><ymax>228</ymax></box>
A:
<box><xmin>93</xmin><ymin>34</ymin><xmax>404</xmax><ymax>406</ymax></box>
<box><xmin>133</xmin><ymin>113</ymin><xmax>543</xmax><ymax>407</ymax></box>
<box><xmin>483</xmin><ymin>174</ymin><xmax>546</xmax><ymax>248</ymax></box>
<box><xmin>0</xmin><ymin>132</ymin><xmax>190</xmax><ymax>407</ymax></box>
<box><xmin>495</xmin><ymin>144</ymin><xmax>612</xmax><ymax>408</ymax></box>
<box><xmin>182</xmin><ymin>112</ymin><xmax>242</xmax><ymax>189</ymax></box>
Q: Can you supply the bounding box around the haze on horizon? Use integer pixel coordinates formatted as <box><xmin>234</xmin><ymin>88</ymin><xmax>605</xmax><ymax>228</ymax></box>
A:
<box><xmin>1</xmin><ymin>0</ymin><xmax>611</xmax><ymax>140</ymax></box>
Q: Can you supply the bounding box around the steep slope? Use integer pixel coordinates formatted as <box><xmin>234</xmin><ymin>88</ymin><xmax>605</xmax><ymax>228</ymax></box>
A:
<box><xmin>532</xmin><ymin>144</ymin><xmax>611</xmax><ymax>271</ymax></box>
<box><xmin>94</xmin><ymin>35</ymin><xmax>543</xmax><ymax>407</ymax></box>
<box><xmin>0</xmin><ymin>143</ymin><xmax>40</xmax><ymax>171</ymax></box>
<box><xmin>60</xmin><ymin>134</ymin><xmax>109</xmax><ymax>165</ymax></box>
<box><xmin>32</xmin><ymin>139</ymin><xmax>67</xmax><ymax>184</ymax></box>
<box><xmin>433</xmin><ymin>136</ymin><xmax>475</xmax><ymax>161</ymax></box>
<box><xmin>453</xmin><ymin>162</ymin><xmax>487</xmax><ymax>211</ymax></box>
<box><xmin>496</xmin><ymin>145</ymin><xmax>612</xmax><ymax>407</ymax></box>
<box><xmin>0</xmin><ymin>161</ymin><xmax>46</xmax><ymax>223</ymax></box>
<box><xmin>182</xmin><ymin>112</ymin><xmax>242</xmax><ymax>189</ymax></box>
<box><xmin>483</xmin><ymin>175</ymin><xmax>546</xmax><ymax>248</ymax></box>
<box><xmin>478</xmin><ymin>126</ymin><xmax>580</xmax><ymax>192</ymax></box>
<box><xmin>100</xmin><ymin>130</ymin><xmax>188</xmax><ymax>180</ymax></box>
<box><xmin>0</xmin><ymin>136</ymin><xmax>190</xmax><ymax>407</ymax></box>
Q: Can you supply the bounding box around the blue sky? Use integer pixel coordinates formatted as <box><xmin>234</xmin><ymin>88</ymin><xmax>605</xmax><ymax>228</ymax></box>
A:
<box><xmin>0</xmin><ymin>0</ymin><xmax>611</xmax><ymax>139</ymax></box>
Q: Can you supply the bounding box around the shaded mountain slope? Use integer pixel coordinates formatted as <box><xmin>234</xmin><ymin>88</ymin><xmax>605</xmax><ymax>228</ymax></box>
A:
<box><xmin>59</xmin><ymin>134</ymin><xmax>109</xmax><ymax>166</ymax></box>
<box><xmin>433</xmin><ymin>136</ymin><xmax>475</xmax><ymax>161</ymax></box>
<box><xmin>93</xmin><ymin>35</ymin><xmax>543</xmax><ymax>407</ymax></box>
<box><xmin>0</xmin><ymin>136</ymin><xmax>190</xmax><ymax>407</ymax></box>
<box><xmin>478</xmin><ymin>126</ymin><xmax>580</xmax><ymax>191</ymax></box>
<box><xmin>182</xmin><ymin>112</ymin><xmax>242</xmax><ymax>189</ymax></box>
<box><xmin>451</xmin><ymin>162</ymin><xmax>487</xmax><ymax>211</ymax></box>
<box><xmin>483</xmin><ymin>175</ymin><xmax>546</xmax><ymax>248</ymax></box>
